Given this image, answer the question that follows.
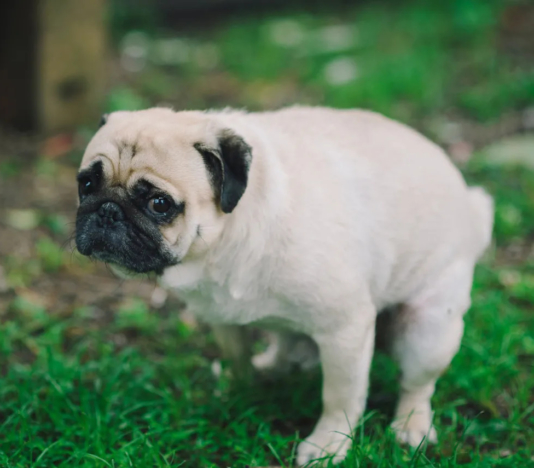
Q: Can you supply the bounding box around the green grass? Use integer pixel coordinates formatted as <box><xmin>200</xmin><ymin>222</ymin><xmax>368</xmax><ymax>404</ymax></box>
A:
<box><xmin>2</xmin><ymin>0</ymin><xmax>534</xmax><ymax>466</ymax></box>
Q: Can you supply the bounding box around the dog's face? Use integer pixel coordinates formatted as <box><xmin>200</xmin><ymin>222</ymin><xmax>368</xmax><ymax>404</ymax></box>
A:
<box><xmin>75</xmin><ymin>108</ymin><xmax>252</xmax><ymax>274</ymax></box>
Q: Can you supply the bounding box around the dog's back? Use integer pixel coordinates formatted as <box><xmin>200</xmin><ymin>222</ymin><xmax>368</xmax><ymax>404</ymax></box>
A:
<box><xmin>220</xmin><ymin>106</ymin><xmax>492</xmax><ymax>307</ymax></box>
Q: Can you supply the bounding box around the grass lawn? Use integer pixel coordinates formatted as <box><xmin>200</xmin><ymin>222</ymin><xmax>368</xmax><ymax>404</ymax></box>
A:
<box><xmin>1</xmin><ymin>0</ymin><xmax>534</xmax><ymax>466</ymax></box>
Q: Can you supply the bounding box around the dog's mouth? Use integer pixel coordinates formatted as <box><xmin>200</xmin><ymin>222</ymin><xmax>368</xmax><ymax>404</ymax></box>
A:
<box><xmin>80</xmin><ymin>243</ymin><xmax>178</xmax><ymax>276</ymax></box>
<box><xmin>75</xmin><ymin>222</ymin><xmax>179</xmax><ymax>276</ymax></box>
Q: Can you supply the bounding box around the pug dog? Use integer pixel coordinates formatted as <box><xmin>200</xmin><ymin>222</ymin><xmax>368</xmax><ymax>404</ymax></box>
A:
<box><xmin>75</xmin><ymin>106</ymin><xmax>493</xmax><ymax>465</ymax></box>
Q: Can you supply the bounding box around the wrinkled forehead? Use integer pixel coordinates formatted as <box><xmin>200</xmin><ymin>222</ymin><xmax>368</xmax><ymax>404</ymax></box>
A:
<box><xmin>79</xmin><ymin>110</ymin><xmax>213</xmax><ymax>196</ymax></box>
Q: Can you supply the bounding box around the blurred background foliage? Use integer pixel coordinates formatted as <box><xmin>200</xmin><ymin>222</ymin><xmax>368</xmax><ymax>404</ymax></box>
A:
<box><xmin>1</xmin><ymin>0</ymin><xmax>534</xmax><ymax>466</ymax></box>
<box><xmin>106</xmin><ymin>0</ymin><xmax>533</xmax><ymax>125</ymax></box>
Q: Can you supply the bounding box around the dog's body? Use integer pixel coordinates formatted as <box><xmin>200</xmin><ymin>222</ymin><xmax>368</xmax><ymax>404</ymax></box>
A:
<box><xmin>76</xmin><ymin>106</ymin><xmax>493</xmax><ymax>465</ymax></box>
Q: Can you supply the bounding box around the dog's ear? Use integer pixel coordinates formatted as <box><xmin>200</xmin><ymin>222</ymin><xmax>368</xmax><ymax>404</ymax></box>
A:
<box><xmin>98</xmin><ymin>113</ymin><xmax>109</xmax><ymax>128</ymax></box>
<box><xmin>195</xmin><ymin>129</ymin><xmax>252</xmax><ymax>214</ymax></box>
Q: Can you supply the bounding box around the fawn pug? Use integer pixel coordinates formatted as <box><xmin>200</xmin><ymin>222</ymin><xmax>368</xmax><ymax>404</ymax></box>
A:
<box><xmin>75</xmin><ymin>106</ymin><xmax>493</xmax><ymax>465</ymax></box>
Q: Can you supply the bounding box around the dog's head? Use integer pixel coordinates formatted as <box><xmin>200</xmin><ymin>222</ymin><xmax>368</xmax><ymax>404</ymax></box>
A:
<box><xmin>75</xmin><ymin>108</ymin><xmax>252</xmax><ymax>275</ymax></box>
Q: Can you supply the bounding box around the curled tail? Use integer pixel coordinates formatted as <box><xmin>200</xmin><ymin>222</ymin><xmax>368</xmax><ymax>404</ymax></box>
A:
<box><xmin>468</xmin><ymin>186</ymin><xmax>494</xmax><ymax>258</ymax></box>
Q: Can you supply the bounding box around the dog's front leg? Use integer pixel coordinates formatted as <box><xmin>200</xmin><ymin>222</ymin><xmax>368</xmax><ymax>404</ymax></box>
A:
<box><xmin>297</xmin><ymin>306</ymin><xmax>376</xmax><ymax>465</ymax></box>
<box><xmin>212</xmin><ymin>324</ymin><xmax>252</xmax><ymax>380</ymax></box>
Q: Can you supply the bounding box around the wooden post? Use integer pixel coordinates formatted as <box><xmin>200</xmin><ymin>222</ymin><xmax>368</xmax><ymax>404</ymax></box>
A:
<box><xmin>0</xmin><ymin>0</ymin><xmax>107</xmax><ymax>133</ymax></box>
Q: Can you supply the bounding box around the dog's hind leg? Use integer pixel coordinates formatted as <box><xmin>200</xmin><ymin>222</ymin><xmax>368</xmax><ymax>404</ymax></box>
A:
<box><xmin>390</xmin><ymin>259</ymin><xmax>474</xmax><ymax>447</ymax></box>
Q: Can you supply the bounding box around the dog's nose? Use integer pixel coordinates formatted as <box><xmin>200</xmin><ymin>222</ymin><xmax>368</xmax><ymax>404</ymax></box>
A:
<box><xmin>97</xmin><ymin>201</ymin><xmax>124</xmax><ymax>226</ymax></box>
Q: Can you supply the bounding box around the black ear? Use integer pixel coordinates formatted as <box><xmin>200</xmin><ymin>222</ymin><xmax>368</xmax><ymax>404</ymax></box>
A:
<box><xmin>98</xmin><ymin>113</ymin><xmax>109</xmax><ymax>128</ymax></box>
<box><xmin>194</xmin><ymin>129</ymin><xmax>252</xmax><ymax>214</ymax></box>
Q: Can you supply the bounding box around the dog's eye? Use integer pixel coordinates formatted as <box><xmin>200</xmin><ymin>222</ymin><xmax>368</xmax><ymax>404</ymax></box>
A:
<box><xmin>148</xmin><ymin>196</ymin><xmax>171</xmax><ymax>214</ymax></box>
<box><xmin>78</xmin><ymin>177</ymin><xmax>94</xmax><ymax>200</ymax></box>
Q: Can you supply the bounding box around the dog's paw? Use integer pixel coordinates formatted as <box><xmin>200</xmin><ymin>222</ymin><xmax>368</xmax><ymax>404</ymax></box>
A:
<box><xmin>296</xmin><ymin>430</ymin><xmax>351</xmax><ymax>466</ymax></box>
<box><xmin>252</xmin><ymin>350</ymin><xmax>290</xmax><ymax>373</ymax></box>
<box><xmin>391</xmin><ymin>416</ymin><xmax>437</xmax><ymax>447</ymax></box>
